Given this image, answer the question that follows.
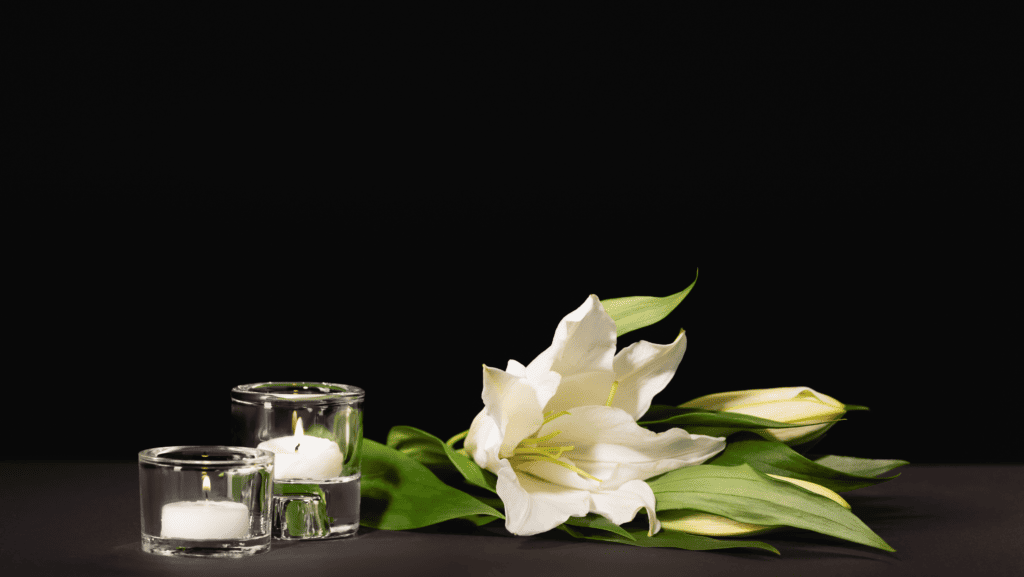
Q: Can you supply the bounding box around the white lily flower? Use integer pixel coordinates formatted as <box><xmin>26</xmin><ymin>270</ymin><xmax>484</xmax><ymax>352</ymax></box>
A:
<box><xmin>465</xmin><ymin>295</ymin><xmax>726</xmax><ymax>537</ymax></box>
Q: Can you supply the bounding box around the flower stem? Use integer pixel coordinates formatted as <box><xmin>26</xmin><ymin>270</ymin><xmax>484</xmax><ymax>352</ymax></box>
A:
<box><xmin>446</xmin><ymin>429</ymin><xmax>469</xmax><ymax>448</ymax></box>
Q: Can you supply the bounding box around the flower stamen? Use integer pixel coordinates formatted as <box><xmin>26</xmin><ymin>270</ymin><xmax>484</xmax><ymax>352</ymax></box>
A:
<box><xmin>542</xmin><ymin>410</ymin><xmax>571</xmax><ymax>425</ymax></box>
<box><xmin>510</xmin><ymin>451</ymin><xmax>604</xmax><ymax>483</ymax></box>
<box><xmin>517</xmin><ymin>430</ymin><xmax>563</xmax><ymax>444</ymax></box>
<box><xmin>604</xmin><ymin>381</ymin><xmax>620</xmax><ymax>407</ymax></box>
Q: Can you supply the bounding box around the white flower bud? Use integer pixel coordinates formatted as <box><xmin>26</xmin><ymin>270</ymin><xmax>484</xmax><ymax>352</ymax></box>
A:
<box><xmin>679</xmin><ymin>387</ymin><xmax>847</xmax><ymax>445</ymax></box>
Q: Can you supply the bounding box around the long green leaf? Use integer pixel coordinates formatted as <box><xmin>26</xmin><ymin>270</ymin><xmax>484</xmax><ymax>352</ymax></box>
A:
<box><xmin>387</xmin><ymin>426</ymin><xmax>498</xmax><ymax>493</ymax></box>
<box><xmin>706</xmin><ymin>434</ymin><xmax>908</xmax><ymax>492</ymax></box>
<box><xmin>560</xmin><ymin>523</ymin><xmax>780</xmax><ymax>554</ymax></box>
<box><xmin>648</xmin><ymin>463</ymin><xmax>895</xmax><ymax>552</ymax></box>
<box><xmin>600</xmin><ymin>271</ymin><xmax>698</xmax><ymax>337</ymax></box>
<box><xmin>814</xmin><ymin>455</ymin><xmax>910</xmax><ymax>478</ymax></box>
<box><xmin>360</xmin><ymin>438</ymin><xmax>504</xmax><ymax>530</ymax></box>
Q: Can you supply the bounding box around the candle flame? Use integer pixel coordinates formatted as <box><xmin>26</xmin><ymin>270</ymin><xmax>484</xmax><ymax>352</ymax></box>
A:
<box><xmin>295</xmin><ymin>417</ymin><xmax>305</xmax><ymax>437</ymax></box>
<box><xmin>202</xmin><ymin>473</ymin><xmax>211</xmax><ymax>498</ymax></box>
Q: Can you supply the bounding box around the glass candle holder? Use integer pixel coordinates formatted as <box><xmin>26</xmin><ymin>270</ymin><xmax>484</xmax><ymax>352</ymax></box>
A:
<box><xmin>230</xmin><ymin>382</ymin><xmax>364</xmax><ymax>540</ymax></box>
<box><xmin>138</xmin><ymin>446</ymin><xmax>274</xmax><ymax>557</ymax></box>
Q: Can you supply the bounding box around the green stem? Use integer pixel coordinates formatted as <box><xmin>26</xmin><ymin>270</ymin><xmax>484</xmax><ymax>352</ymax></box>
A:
<box><xmin>446</xmin><ymin>429</ymin><xmax>469</xmax><ymax>448</ymax></box>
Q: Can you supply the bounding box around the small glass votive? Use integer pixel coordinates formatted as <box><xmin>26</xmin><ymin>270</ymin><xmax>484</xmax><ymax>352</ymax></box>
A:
<box><xmin>230</xmin><ymin>382</ymin><xmax>364</xmax><ymax>540</ymax></box>
<box><xmin>139</xmin><ymin>446</ymin><xmax>274</xmax><ymax>557</ymax></box>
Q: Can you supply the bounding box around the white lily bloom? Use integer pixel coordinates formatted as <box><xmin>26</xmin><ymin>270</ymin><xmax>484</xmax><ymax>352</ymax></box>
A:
<box><xmin>465</xmin><ymin>295</ymin><xmax>726</xmax><ymax>536</ymax></box>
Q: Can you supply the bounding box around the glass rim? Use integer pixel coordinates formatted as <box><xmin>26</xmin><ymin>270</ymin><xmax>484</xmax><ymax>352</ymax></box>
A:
<box><xmin>231</xmin><ymin>382</ymin><xmax>365</xmax><ymax>405</ymax></box>
<box><xmin>139</xmin><ymin>445</ymin><xmax>275</xmax><ymax>467</ymax></box>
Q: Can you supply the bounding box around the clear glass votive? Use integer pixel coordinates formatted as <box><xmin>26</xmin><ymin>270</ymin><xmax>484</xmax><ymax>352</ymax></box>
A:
<box><xmin>138</xmin><ymin>446</ymin><xmax>274</xmax><ymax>557</ymax></box>
<box><xmin>230</xmin><ymin>382</ymin><xmax>364</xmax><ymax>540</ymax></box>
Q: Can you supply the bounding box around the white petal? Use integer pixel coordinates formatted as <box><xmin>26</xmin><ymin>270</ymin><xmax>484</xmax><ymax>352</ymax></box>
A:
<box><xmin>465</xmin><ymin>408</ymin><xmax>502</xmax><ymax>472</ymax></box>
<box><xmin>506</xmin><ymin>359</ymin><xmax>527</xmax><ymax>377</ymax></box>
<box><xmin>529</xmin><ymin>295</ymin><xmax>618</xmax><ymax>414</ymax></box>
<box><xmin>496</xmin><ymin>459</ymin><xmax>591</xmax><ymax>536</ymax></box>
<box><xmin>540</xmin><ymin>370</ymin><xmax>616</xmax><ymax>416</ymax></box>
<box><xmin>481</xmin><ymin>366</ymin><xmax>545</xmax><ymax>458</ymax></box>
<box><xmin>589</xmin><ymin>479</ymin><xmax>662</xmax><ymax>536</ymax></box>
<box><xmin>515</xmin><ymin>456</ymin><xmax>602</xmax><ymax>492</ymax></box>
<box><xmin>540</xmin><ymin>405</ymin><xmax>726</xmax><ymax>490</ymax></box>
<box><xmin>611</xmin><ymin>330</ymin><xmax>688</xmax><ymax>420</ymax></box>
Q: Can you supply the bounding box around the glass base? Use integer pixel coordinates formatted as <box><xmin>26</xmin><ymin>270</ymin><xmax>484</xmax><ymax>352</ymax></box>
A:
<box><xmin>273</xmin><ymin>475</ymin><xmax>360</xmax><ymax>540</ymax></box>
<box><xmin>276</xmin><ymin>522</ymin><xmax>358</xmax><ymax>541</ymax></box>
<box><xmin>141</xmin><ymin>534</ymin><xmax>271</xmax><ymax>558</ymax></box>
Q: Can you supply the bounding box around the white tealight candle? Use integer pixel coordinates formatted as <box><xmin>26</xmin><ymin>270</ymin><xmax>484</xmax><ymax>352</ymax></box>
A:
<box><xmin>161</xmin><ymin>475</ymin><xmax>249</xmax><ymax>540</ymax></box>
<box><xmin>257</xmin><ymin>417</ymin><xmax>343</xmax><ymax>480</ymax></box>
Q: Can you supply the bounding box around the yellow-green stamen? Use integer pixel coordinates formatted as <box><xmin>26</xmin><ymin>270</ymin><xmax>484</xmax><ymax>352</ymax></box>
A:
<box><xmin>517</xmin><ymin>430</ymin><xmax>563</xmax><ymax>444</ymax></box>
<box><xmin>605</xmin><ymin>381</ymin><xmax>620</xmax><ymax>407</ymax></box>
<box><xmin>511</xmin><ymin>450</ymin><xmax>604</xmax><ymax>483</ymax></box>
<box><xmin>543</xmin><ymin>410</ymin><xmax>570</xmax><ymax>425</ymax></box>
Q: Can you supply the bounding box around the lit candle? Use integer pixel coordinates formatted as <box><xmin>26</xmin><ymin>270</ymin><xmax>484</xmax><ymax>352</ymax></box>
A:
<box><xmin>161</xmin><ymin>473</ymin><xmax>249</xmax><ymax>539</ymax></box>
<box><xmin>257</xmin><ymin>417</ymin><xmax>343</xmax><ymax>480</ymax></box>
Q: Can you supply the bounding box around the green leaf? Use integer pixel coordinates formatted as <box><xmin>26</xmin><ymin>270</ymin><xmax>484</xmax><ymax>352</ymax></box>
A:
<box><xmin>814</xmin><ymin>455</ymin><xmax>910</xmax><ymax>478</ymax></box>
<box><xmin>561</xmin><ymin>513</ymin><xmax>636</xmax><ymax>541</ymax></box>
<box><xmin>639</xmin><ymin>405</ymin><xmax>843</xmax><ymax>434</ymax></box>
<box><xmin>360</xmin><ymin>438</ymin><xmax>504</xmax><ymax>530</ymax></box>
<box><xmin>706</xmin><ymin>433</ymin><xmax>907</xmax><ymax>492</ymax></box>
<box><xmin>458</xmin><ymin>514</ymin><xmax>501</xmax><ymax>528</ymax></box>
<box><xmin>387</xmin><ymin>426</ymin><xmax>498</xmax><ymax>494</ymax></box>
<box><xmin>560</xmin><ymin>523</ymin><xmax>779</xmax><ymax>554</ymax></box>
<box><xmin>843</xmin><ymin>405</ymin><xmax>870</xmax><ymax>411</ymax></box>
<box><xmin>648</xmin><ymin>463</ymin><xmax>895</xmax><ymax>552</ymax></box>
<box><xmin>386</xmin><ymin>427</ymin><xmax>453</xmax><ymax>470</ymax></box>
<box><xmin>600</xmin><ymin>271</ymin><xmax>697</xmax><ymax>337</ymax></box>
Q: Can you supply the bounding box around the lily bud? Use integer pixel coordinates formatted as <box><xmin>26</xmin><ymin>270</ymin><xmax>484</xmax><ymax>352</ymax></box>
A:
<box><xmin>660</xmin><ymin>475</ymin><xmax>851</xmax><ymax>536</ymax></box>
<box><xmin>679</xmin><ymin>387</ymin><xmax>846</xmax><ymax>445</ymax></box>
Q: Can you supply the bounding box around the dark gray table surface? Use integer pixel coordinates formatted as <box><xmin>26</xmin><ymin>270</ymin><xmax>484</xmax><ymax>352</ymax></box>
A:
<box><xmin>1</xmin><ymin>461</ymin><xmax>1021</xmax><ymax>577</ymax></box>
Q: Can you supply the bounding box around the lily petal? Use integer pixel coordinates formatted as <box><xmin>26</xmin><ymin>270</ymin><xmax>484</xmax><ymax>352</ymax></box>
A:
<box><xmin>589</xmin><ymin>479</ymin><xmax>662</xmax><ymax>536</ymax></box>
<box><xmin>496</xmin><ymin>459</ymin><xmax>592</xmax><ymax>536</ymax></box>
<box><xmin>481</xmin><ymin>366</ymin><xmax>546</xmax><ymax>458</ymax></box>
<box><xmin>611</xmin><ymin>330</ymin><xmax>688</xmax><ymax>420</ymax></box>
<box><xmin>531</xmin><ymin>295</ymin><xmax>618</xmax><ymax>414</ymax></box>
<box><xmin>465</xmin><ymin>409</ymin><xmax>502</xmax><ymax>471</ymax></box>
<box><xmin>540</xmin><ymin>405</ymin><xmax>726</xmax><ymax>490</ymax></box>
<box><xmin>515</xmin><ymin>457</ymin><xmax>602</xmax><ymax>492</ymax></box>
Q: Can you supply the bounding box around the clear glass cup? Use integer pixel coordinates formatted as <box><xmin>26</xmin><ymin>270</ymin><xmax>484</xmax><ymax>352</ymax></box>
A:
<box><xmin>138</xmin><ymin>446</ymin><xmax>274</xmax><ymax>557</ymax></box>
<box><xmin>230</xmin><ymin>382</ymin><xmax>364</xmax><ymax>539</ymax></box>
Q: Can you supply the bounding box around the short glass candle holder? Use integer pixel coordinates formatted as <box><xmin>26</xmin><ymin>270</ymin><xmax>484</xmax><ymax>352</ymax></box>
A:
<box><xmin>230</xmin><ymin>382</ymin><xmax>364</xmax><ymax>540</ymax></box>
<box><xmin>139</xmin><ymin>446</ymin><xmax>274</xmax><ymax>557</ymax></box>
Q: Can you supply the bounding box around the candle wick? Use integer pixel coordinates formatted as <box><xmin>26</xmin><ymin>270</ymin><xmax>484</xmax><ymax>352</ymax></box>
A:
<box><xmin>295</xmin><ymin>443</ymin><xmax>301</xmax><ymax>452</ymax></box>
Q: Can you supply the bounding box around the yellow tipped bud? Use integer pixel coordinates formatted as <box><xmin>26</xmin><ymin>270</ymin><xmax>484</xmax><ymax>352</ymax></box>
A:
<box><xmin>660</xmin><ymin>476</ymin><xmax>850</xmax><ymax>536</ymax></box>
<box><xmin>660</xmin><ymin>511</ymin><xmax>778</xmax><ymax>536</ymax></box>
<box><xmin>766</xmin><ymin>474</ymin><xmax>851</xmax><ymax>509</ymax></box>
<box><xmin>679</xmin><ymin>387</ymin><xmax>847</xmax><ymax>445</ymax></box>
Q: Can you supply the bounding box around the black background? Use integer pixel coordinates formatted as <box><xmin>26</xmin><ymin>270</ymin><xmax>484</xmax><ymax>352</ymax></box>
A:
<box><xmin>5</xmin><ymin>6</ymin><xmax>1015</xmax><ymax>465</ymax></box>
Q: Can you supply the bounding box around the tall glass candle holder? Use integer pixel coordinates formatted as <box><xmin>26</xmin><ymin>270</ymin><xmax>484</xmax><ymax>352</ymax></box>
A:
<box><xmin>139</xmin><ymin>446</ymin><xmax>274</xmax><ymax>557</ymax></box>
<box><xmin>230</xmin><ymin>382</ymin><xmax>364</xmax><ymax>540</ymax></box>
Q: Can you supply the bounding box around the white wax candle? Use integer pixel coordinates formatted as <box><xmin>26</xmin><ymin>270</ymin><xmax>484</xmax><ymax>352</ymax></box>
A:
<box><xmin>257</xmin><ymin>418</ymin><xmax>343</xmax><ymax>480</ymax></box>
<box><xmin>160</xmin><ymin>500</ymin><xmax>249</xmax><ymax>540</ymax></box>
